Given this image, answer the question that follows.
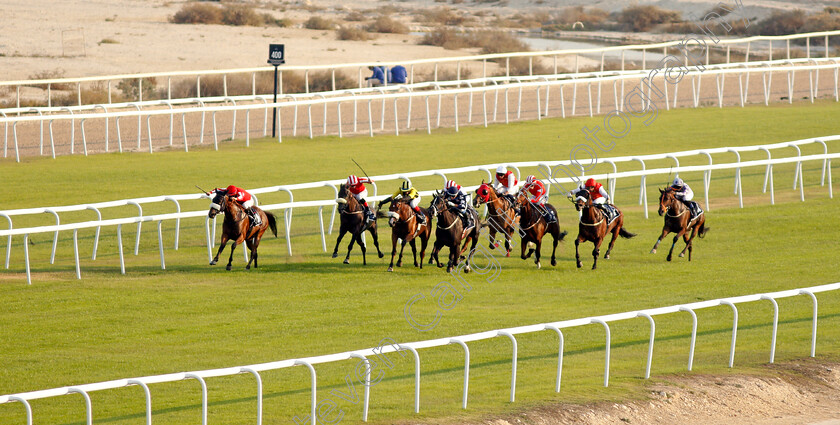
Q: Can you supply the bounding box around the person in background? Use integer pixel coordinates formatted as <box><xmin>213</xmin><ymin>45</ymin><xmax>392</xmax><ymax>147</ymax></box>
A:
<box><xmin>365</xmin><ymin>65</ymin><xmax>385</xmax><ymax>87</ymax></box>
<box><xmin>389</xmin><ymin>65</ymin><xmax>407</xmax><ymax>84</ymax></box>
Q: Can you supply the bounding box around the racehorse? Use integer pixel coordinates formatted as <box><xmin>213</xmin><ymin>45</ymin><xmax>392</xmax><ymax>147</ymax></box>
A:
<box><xmin>573</xmin><ymin>190</ymin><xmax>635</xmax><ymax>270</ymax></box>
<box><xmin>428</xmin><ymin>191</ymin><xmax>480</xmax><ymax>273</ymax></box>
<box><xmin>651</xmin><ymin>187</ymin><xmax>709</xmax><ymax>261</ymax></box>
<box><xmin>382</xmin><ymin>197</ymin><xmax>432</xmax><ymax>271</ymax></box>
<box><xmin>514</xmin><ymin>192</ymin><xmax>568</xmax><ymax>269</ymax></box>
<box><xmin>474</xmin><ymin>181</ymin><xmax>518</xmax><ymax>256</ymax></box>
<box><xmin>208</xmin><ymin>193</ymin><xmax>277</xmax><ymax>270</ymax></box>
<box><xmin>332</xmin><ymin>184</ymin><xmax>385</xmax><ymax>264</ymax></box>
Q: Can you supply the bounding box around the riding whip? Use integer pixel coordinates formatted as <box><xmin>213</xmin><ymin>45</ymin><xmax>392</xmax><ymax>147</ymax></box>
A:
<box><xmin>195</xmin><ymin>185</ymin><xmax>209</xmax><ymax>195</ymax></box>
<box><xmin>351</xmin><ymin>158</ymin><xmax>372</xmax><ymax>181</ymax></box>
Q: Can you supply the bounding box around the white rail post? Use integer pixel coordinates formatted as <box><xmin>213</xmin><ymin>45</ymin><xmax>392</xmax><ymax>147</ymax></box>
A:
<box><xmin>699</xmin><ymin>151</ymin><xmax>713</xmax><ymax>211</ymax></box>
<box><xmin>8</xmin><ymin>396</ymin><xmax>32</xmax><ymax>425</ymax></box>
<box><xmin>241</xmin><ymin>367</ymin><xmax>263</xmax><ymax>425</ymax></box>
<box><xmin>184</xmin><ymin>373</ymin><xmax>208</xmax><ymax>425</ymax></box>
<box><xmin>727</xmin><ymin>149</ymin><xmax>743</xmax><ymax>208</ymax></box>
<box><xmin>544</xmin><ymin>325</ymin><xmax>564</xmax><ymax>392</ymax></box>
<box><xmin>760</xmin><ymin>295</ymin><xmax>779</xmax><ymax>363</ymax></box>
<box><xmin>497</xmin><ymin>331</ymin><xmax>518</xmax><ymax>402</ymax></box>
<box><xmin>632</xmin><ymin>158</ymin><xmax>648</xmax><ymax>218</ymax></box>
<box><xmin>72</xmin><ymin>229</ymin><xmax>81</xmax><ymax>279</ymax></box>
<box><xmin>127</xmin><ymin>379</ymin><xmax>152</xmax><ymax>425</ymax></box>
<box><xmin>637</xmin><ymin>313</ymin><xmax>655</xmax><ymax>379</ymax></box>
<box><xmin>128</xmin><ymin>201</ymin><xmax>143</xmax><ymax>255</ymax></box>
<box><xmin>1</xmin><ymin>110</ymin><xmax>8</xmax><ymax>159</ymax></box>
<box><xmin>28</xmin><ymin>108</ymin><xmax>45</xmax><ymax>156</ymax></box>
<box><xmin>815</xmin><ymin>139</ymin><xmax>828</xmax><ymax>186</ymax></box>
<box><xmin>164</xmin><ymin>197</ymin><xmax>181</xmax><ymax>249</ymax></box>
<box><xmin>398</xmin><ymin>344</ymin><xmax>421</xmax><ymax>413</ymax></box>
<box><xmin>425</xmin><ymin>95</ymin><xmax>431</xmax><ymax>135</ymax></box>
<box><xmin>91</xmin><ymin>105</ymin><xmax>109</xmax><ymax>152</ymax></box>
<box><xmin>1</xmin><ymin>213</ymin><xmax>11</xmax><ymax>269</ymax></box>
<box><xmin>295</xmin><ymin>360</ymin><xmax>317</xmax><ymax>425</ymax></box>
<box><xmin>449</xmin><ymin>338</ymin><xmax>470</xmax><ymax>409</ymax></box>
<box><xmin>23</xmin><ymin>233</ymin><xmax>31</xmax><ymax>284</ymax></box>
<box><xmin>127</xmin><ymin>103</ymin><xmax>142</xmax><ymax>150</ymax></box>
<box><xmin>67</xmin><ymin>387</ymin><xmax>92</xmax><ymax>425</ymax></box>
<box><xmin>720</xmin><ymin>301</ymin><xmax>738</xmax><ymax>368</ymax></box>
<box><xmin>349</xmin><ymin>353</ymin><xmax>371</xmax><ymax>421</ymax></box>
<box><xmin>591</xmin><ymin>319</ymin><xmax>611</xmax><ymax>387</ymax></box>
<box><xmin>799</xmin><ymin>289</ymin><xmax>818</xmax><ymax>357</ymax></box>
<box><xmin>679</xmin><ymin>307</ymin><xmax>698</xmax><ymax>371</ymax></box>
<box><xmin>205</xmin><ymin>216</ymin><xmax>213</xmax><ymax>263</ymax></box>
<box><xmin>45</xmin><ymin>209</ymin><xmax>60</xmax><ymax>264</ymax></box>
<box><xmin>157</xmin><ymin>221</ymin><xmax>165</xmax><ymax>270</ymax></box>
<box><xmin>117</xmin><ymin>224</ymin><xmax>125</xmax><ymax>274</ymax></box>
<box><xmin>11</xmin><ymin>122</ymin><xmax>19</xmax><ymax>162</ymax></box>
<box><xmin>789</xmin><ymin>143</ymin><xmax>805</xmax><ymax>201</ymax></box>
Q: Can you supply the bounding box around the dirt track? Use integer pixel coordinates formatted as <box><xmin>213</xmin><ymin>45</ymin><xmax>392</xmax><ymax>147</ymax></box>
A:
<box><xmin>3</xmin><ymin>67</ymin><xmax>838</xmax><ymax>160</ymax></box>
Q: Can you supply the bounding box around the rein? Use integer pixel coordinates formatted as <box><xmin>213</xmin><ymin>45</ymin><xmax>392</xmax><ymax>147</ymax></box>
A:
<box><xmin>438</xmin><ymin>213</ymin><xmax>461</xmax><ymax>230</ymax></box>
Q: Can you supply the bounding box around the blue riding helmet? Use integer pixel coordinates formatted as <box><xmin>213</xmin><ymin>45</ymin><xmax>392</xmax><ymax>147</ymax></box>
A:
<box><xmin>445</xmin><ymin>186</ymin><xmax>459</xmax><ymax>197</ymax></box>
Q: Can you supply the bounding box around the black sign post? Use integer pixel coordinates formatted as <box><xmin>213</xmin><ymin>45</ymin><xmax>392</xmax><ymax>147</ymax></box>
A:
<box><xmin>267</xmin><ymin>44</ymin><xmax>285</xmax><ymax>138</ymax></box>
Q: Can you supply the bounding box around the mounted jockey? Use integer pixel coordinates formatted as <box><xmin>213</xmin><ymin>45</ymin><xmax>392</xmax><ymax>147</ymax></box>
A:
<box><xmin>443</xmin><ymin>180</ymin><xmax>474</xmax><ymax>229</ymax></box>
<box><xmin>346</xmin><ymin>175</ymin><xmax>376</xmax><ymax>223</ymax></box>
<box><xmin>569</xmin><ymin>178</ymin><xmax>617</xmax><ymax>220</ymax></box>
<box><xmin>494</xmin><ymin>165</ymin><xmax>519</xmax><ymax>212</ymax></box>
<box><xmin>378</xmin><ymin>180</ymin><xmax>426</xmax><ymax>225</ymax></box>
<box><xmin>671</xmin><ymin>177</ymin><xmax>703</xmax><ymax>217</ymax></box>
<box><xmin>522</xmin><ymin>175</ymin><xmax>557</xmax><ymax>223</ymax></box>
<box><xmin>208</xmin><ymin>185</ymin><xmax>261</xmax><ymax>227</ymax></box>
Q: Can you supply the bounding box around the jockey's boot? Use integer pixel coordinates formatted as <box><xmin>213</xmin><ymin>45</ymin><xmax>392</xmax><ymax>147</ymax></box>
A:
<box><xmin>505</xmin><ymin>194</ymin><xmax>521</xmax><ymax>215</ymax></box>
<box><xmin>547</xmin><ymin>207</ymin><xmax>558</xmax><ymax>224</ymax></box>
<box><xmin>463</xmin><ymin>212</ymin><xmax>473</xmax><ymax>229</ymax></box>
<box><xmin>414</xmin><ymin>207</ymin><xmax>426</xmax><ymax>225</ymax></box>
<box><xmin>247</xmin><ymin>207</ymin><xmax>261</xmax><ymax>227</ymax></box>
<box><xmin>362</xmin><ymin>201</ymin><xmax>375</xmax><ymax>223</ymax></box>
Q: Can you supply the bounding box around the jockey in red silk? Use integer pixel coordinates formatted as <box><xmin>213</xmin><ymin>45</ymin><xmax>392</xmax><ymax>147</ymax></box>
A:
<box><xmin>208</xmin><ymin>185</ymin><xmax>262</xmax><ymax>227</ymax></box>
<box><xmin>346</xmin><ymin>175</ymin><xmax>376</xmax><ymax>223</ymax></box>
<box><xmin>569</xmin><ymin>178</ymin><xmax>616</xmax><ymax>219</ymax></box>
<box><xmin>494</xmin><ymin>165</ymin><xmax>519</xmax><ymax>206</ymax></box>
<box><xmin>523</xmin><ymin>175</ymin><xmax>557</xmax><ymax>223</ymax></box>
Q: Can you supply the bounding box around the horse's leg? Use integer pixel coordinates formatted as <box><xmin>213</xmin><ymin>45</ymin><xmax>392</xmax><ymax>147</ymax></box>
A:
<box><xmin>651</xmin><ymin>227</ymin><xmax>670</xmax><ymax>254</ymax></box>
<box><xmin>488</xmin><ymin>223</ymin><xmax>498</xmax><ymax>250</ymax></box>
<box><xmin>369</xmin><ymin>226</ymin><xmax>385</xmax><ymax>259</ymax></box>
<box><xmin>679</xmin><ymin>232</ymin><xmax>691</xmax><ymax>258</ymax></box>
<box><xmin>464</xmin><ymin>232</ymin><xmax>479</xmax><ymax>273</ymax></box>
<box><xmin>410</xmin><ymin>239</ymin><xmax>418</xmax><ymax>267</ymax></box>
<box><xmin>344</xmin><ymin>232</ymin><xmax>357</xmax><ymax>264</ymax></box>
<box><xmin>666</xmin><ymin>229</ymin><xmax>686</xmax><ymax>262</ymax></box>
<box><xmin>591</xmin><ymin>238</ymin><xmax>604</xmax><ymax>270</ymax></box>
<box><xmin>447</xmin><ymin>244</ymin><xmax>457</xmax><ymax>273</ymax></box>
<box><xmin>332</xmin><ymin>227</ymin><xmax>348</xmax><ymax>258</ymax></box>
<box><xmin>226</xmin><ymin>241</ymin><xmax>238</xmax><ymax>271</ymax></box>
<box><xmin>604</xmin><ymin>224</ymin><xmax>620</xmax><ymax>260</ymax></box>
<box><xmin>520</xmin><ymin>236</ymin><xmax>530</xmax><ymax>260</ymax></box>
<box><xmin>397</xmin><ymin>239</ymin><xmax>407</xmax><ymax>267</ymax></box>
<box><xmin>575</xmin><ymin>236</ymin><xmax>583</xmax><ymax>269</ymax></box>
<box><xmin>419</xmin><ymin>234</ymin><xmax>429</xmax><ymax>269</ymax></box>
<box><xmin>550</xmin><ymin>229</ymin><xmax>559</xmax><ymax>267</ymax></box>
<box><xmin>245</xmin><ymin>238</ymin><xmax>256</xmax><ymax>270</ymax></box>
<box><xmin>387</xmin><ymin>233</ymin><xmax>398</xmax><ymax>272</ymax></box>
<box><xmin>681</xmin><ymin>224</ymin><xmax>700</xmax><ymax>260</ymax></box>
<box><xmin>534</xmin><ymin>236</ymin><xmax>542</xmax><ymax>269</ymax></box>
<box><xmin>359</xmin><ymin>232</ymin><xmax>368</xmax><ymax>265</ymax></box>
<box><xmin>210</xmin><ymin>234</ymin><xmax>229</xmax><ymax>265</ymax></box>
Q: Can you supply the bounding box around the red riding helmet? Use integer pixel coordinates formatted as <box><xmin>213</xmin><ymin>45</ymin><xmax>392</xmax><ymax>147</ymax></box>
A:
<box><xmin>584</xmin><ymin>178</ymin><xmax>596</xmax><ymax>188</ymax></box>
<box><xmin>226</xmin><ymin>185</ymin><xmax>237</xmax><ymax>193</ymax></box>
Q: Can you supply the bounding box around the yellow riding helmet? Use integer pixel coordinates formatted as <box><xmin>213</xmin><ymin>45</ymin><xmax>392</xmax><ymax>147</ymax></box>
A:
<box><xmin>400</xmin><ymin>180</ymin><xmax>411</xmax><ymax>192</ymax></box>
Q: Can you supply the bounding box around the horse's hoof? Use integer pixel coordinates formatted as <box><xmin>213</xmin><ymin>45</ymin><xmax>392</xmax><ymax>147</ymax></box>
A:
<box><xmin>209</xmin><ymin>260</ymin><xmax>217</xmax><ymax>266</ymax></box>
<box><xmin>343</xmin><ymin>258</ymin><xmax>350</xmax><ymax>264</ymax></box>
<box><xmin>225</xmin><ymin>265</ymin><xmax>232</xmax><ymax>271</ymax></box>
<box><xmin>536</xmin><ymin>262</ymin><xmax>541</xmax><ymax>269</ymax></box>
<box><xmin>246</xmin><ymin>265</ymin><xmax>251</xmax><ymax>270</ymax></box>
<box><xmin>331</xmin><ymin>252</ymin><xmax>338</xmax><ymax>258</ymax></box>
<box><xmin>378</xmin><ymin>252</ymin><xmax>384</xmax><ymax>259</ymax></box>
<box><xmin>650</xmin><ymin>249</ymin><xmax>657</xmax><ymax>254</ymax></box>
<box><xmin>666</xmin><ymin>256</ymin><xmax>672</xmax><ymax>262</ymax></box>
<box><xmin>604</xmin><ymin>254</ymin><xmax>610</xmax><ymax>260</ymax></box>
<box><xmin>591</xmin><ymin>265</ymin><xmax>597</xmax><ymax>270</ymax></box>
<box><xmin>437</xmin><ymin>263</ymin><xmax>444</xmax><ymax>268</ymax></box>
<box><xmin>679</xmin><ymin>253</ymin><xmax>685</xmax><ymax>258</ymax></box>
<box><xmin>489</xmin><ymin>243</ymin><xmax>496</xmax><ymax>250</ymax></box>
<box><xmin>551</xmin><ymin>259</ymin><xmax>557</xmax><ymax>267</ymax></box>
<box><xmin>576</xmin><ymin>262</ymin><xmax>582</xmax><ymax>268</ymax></box>
<box><xmin>387</xmin><ymin>267</ymin><xmax>393</xmax><ymax>272</ymax></box>
<box><xmin>464</xmin><ymin>265</ymin><xmax>471</xmax><ymax>273</ymax></box>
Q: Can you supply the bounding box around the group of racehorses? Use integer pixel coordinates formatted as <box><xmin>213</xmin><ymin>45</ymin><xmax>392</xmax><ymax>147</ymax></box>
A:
<box><xmin>204</xmin><ymin>182</ymin><xmax>707</xmax><ymax>271</ymax></box>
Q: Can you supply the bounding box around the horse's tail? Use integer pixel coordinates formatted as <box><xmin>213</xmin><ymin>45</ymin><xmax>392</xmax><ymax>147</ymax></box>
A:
<box><xmin>698</xmin><ymin>221</ymin><xmax>709</xmax><ymax>239</ymax></box>
<box><xmin>619</xmin><ymin>227</ymin><xmax>636</xmax><ymax>239</ymax></box>
<box><xmin>265</xmin><ymin>211</ymin><xmax>278</xmax><ymax>237</ymax></box>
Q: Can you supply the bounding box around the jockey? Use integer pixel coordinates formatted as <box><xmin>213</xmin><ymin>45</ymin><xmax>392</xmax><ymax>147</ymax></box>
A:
<box><xmin>523</xmin><ymin>175</ymin><xmax>557</xmax><ymax>223</ymax></box>
<box><xmin>443</xmin><ymin>182</ymin><xmax>474</xmax><ymax>229</ymax></box>
<box><xmin>569</xmin><ymin>178</ymin><xmax>615</xmax><ymax>218</ymax></box>
<box><xmin>208</xmin><ymin>185</ymin><xmax>261</xmax><ymax>227</ymax></box>
<box><xmin>671</xmin><ymin>177</ymin><xmax>702</xmax><ymax>217</ymax></box>
<box><xmin>346</xmin><ymin>175</ymin><xmax>376</xmax><ymax>223</ymax></box>
<box><xmin>493</xmin><ymin>165</ymin><xmax>518</xmax><ymax>206</ymax></box>
<box><xmin>378</xmin><ymin>180</ymin><xmax>426</xmax><ymax>225</ymax></box>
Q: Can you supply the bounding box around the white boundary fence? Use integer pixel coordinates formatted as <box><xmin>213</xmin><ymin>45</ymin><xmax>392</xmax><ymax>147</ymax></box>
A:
<box><xmin>2</xmin><ymin>59</ymin><xmax>839</xmax><ymax>162</ymax></box>
<box><xmin>0</xmin><ymin>281</ymin><xmax>836</xmax><ymax>425</ymax></box>
<box><xmin>0</xmin><ymin>136</ymin><xmax>837</xmax><ymax>285</ymax></box>
<box><xmin>2</xmin><ymin>30</ymin><xmax>838</xmax><ymax>109</ymax></box>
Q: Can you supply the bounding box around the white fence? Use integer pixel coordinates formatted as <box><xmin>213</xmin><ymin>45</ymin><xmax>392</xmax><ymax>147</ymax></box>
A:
<box><xmin>2</xmin><ymin>30</ymin><xmax>838</xmax><ymax>109</ymax></box>
<box><xmin>0</xmin><ymin>281</ymin><xmax>835</xmax><ymax>425</ymax></box>
<box><xmin>3</xmin><ymin>58</ymin><xmax>839</xmax><ymax>162</ymax></box>
<box><xmin>0</xmin><ymin>136</ymin><xmax>836</xmax><ymax>285</ymax></box>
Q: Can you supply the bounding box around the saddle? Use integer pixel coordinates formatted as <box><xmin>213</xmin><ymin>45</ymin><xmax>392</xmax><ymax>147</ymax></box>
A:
<box><xmin>687</xmin><ymin>201</ymin><xmax>704</xmax><ymax>219</ymax></box>
<box><xmin>601</xmin><ymin>204</ymin><xmax>619</xmax><ymax>225</ymax></box>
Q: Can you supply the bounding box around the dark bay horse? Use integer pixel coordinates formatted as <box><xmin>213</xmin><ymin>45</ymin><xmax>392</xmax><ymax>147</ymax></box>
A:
<box><xmin>382</xmin><ymin>197</ymin><xmax>432</xmax><ymax>271</ymax></box>
<box><xmin>514</xmin><ymin>194</ymin><xmax>567</xmax><ymax>269</ymax></box>
<box><xmin>651</xmin><ymin>187</ymin><xmax>709</xmax><ymax>261</ymax></box>
<box><xmin>208</xmin><ymin>194</ymin><xmax>277</xmax><ymax>270</ymax></box>
<box><xmin>573</xmin><ymin>190</ymin><xmax>635</xmax><ymax>270</ymax></box>
<box><xmin>332</xmin><ymin>184</ymin><xmax>384</xmax><ymax>265</ymax></box>
<box><xmin>474</xmin><ymin>182</ymin><xmax>518</xmax><ymax>256</ymax></box>
<box><xmin>428</xmin><ymin>191</ymin><xmax>480</xmax><ymax>273</ymax></box>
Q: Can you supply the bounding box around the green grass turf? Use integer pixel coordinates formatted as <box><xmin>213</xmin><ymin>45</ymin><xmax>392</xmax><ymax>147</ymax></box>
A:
<box><xmin>0</xmin><ymin>100</ymin><xmax>839</xmax><ymax>424</ymax></box>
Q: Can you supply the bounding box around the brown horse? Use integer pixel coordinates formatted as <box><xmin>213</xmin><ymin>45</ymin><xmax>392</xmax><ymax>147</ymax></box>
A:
<box><xmin>382</xmin><ymin>197</ymin><xmax>432</xmax><ymax>271</ymax></box>
<box><xmin>651</xmin><ymin>187</ymin><xmax>709</xmax><ymax>261</ymax></box>
<box><xmin>428</xmin><ymin>191</ymin><xmax>480</xmax><ymax>273</ymax></box>
<box><xmin>208</xmin><ymin>194</ymin><xmax>277</xmax><ymax>270</ymax></box>
<box><xmin>573</xmin><ymin>190</ymin><xmax>635</xmax><ymax>270</ymax></box>
<box><xmin>514</xmin><ymin>192</ymin><xmax>568</xmax><ymax>269</ymax></box>
<box><xmin>474</xmin><ymin>182</ymin><xmax>518</xmax><ymax>256</ymax></box>
<box><xmin>332</xmin><ymin>184</ymin><xmax>385</xmax><ymax>264</ymax></box>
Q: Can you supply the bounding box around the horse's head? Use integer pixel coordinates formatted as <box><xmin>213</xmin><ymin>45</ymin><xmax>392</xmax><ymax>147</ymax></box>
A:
<box><xmin>658</xmin><ymin>187</ymin><xmax>677</xmax><ymax>216</ymax></box>
<box><xmin>208</xmin><ymin>193</ymin><xmax>227</xmax><ymax>218</ymax></box>
<box><xmin>474</xmin><ymin>181</ymin><xmax>492</xmax><ymax>207</ymax></box>
<box><xmin>428</xmin><ymin>190</ymin><xmax>446</xmax><ymax>217</ymax></box>
<box><xmin>336</xmin><ymin>184</ymin><xmax>356</xmax><ymax>213</ymax></box>
<box><xmin>574</xmin><ymin>189</ymin><xmax>591</xmax><ymax>212</ymax></box>
<box><xmin>385</xmin><ymin>197</ymin><xmax>410</xmax><ymax>227</ymax></box>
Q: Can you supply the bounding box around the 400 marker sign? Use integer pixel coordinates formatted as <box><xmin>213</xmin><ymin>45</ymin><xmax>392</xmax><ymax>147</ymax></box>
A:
<box><xmin>268</xmin><ymin>44</ymin><xmax>285</xmax><ymax>65</ymax></box>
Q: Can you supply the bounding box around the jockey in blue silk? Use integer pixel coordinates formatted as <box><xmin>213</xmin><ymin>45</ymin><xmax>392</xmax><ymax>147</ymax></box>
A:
<box><xmin>443</xmin><ymin>180</ymin><xmax>474</xmax><ymax>229</ymax></box>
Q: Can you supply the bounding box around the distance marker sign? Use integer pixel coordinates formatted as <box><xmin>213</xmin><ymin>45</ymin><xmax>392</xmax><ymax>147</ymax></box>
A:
<box><xmin>268</xmin><ymin>44</ymin><xmax>285</xmax><ymax>65</ymax></box>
